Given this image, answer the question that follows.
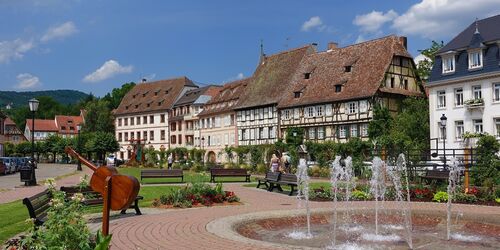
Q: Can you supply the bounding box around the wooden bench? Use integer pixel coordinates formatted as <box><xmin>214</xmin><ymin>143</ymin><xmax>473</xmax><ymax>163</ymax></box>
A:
<box><xmin>420</xmin><ymin>170</ymin><xmax>450</xmax><ymax>184</ymax></box>
<box><xmin>256</xmin><ymin>172</ymin><xmax>280</xmax><ymax>189</ymax></box>
<box><xmin>210</xmin><ymin>168</ymin><xmax>251</xmax><ymax>183</ymax></box>
<box><xmin>60</xmin><ymin>186</ymin><xmax>143</xmax><ymax>215</ymax></box>
<box><xmin>23</xmin><ymin>189</ymin><xmax>52</xmax><ymax>228</ymax></box>
<box><xmin>140</xmin><ymin>169</ymin><xmax>184</xmax><ymax>183</ymax></box>
<box><xmin>268</xmin><ymin>173</ymin><xmax>298</xmax><ymax>196</ymax></box>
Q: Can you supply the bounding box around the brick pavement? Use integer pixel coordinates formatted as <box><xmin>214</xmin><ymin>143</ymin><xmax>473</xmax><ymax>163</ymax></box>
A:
<box><xmin>98</xmin><ymin>184</ymin><xmax>500</xmax><ymax>250</ymax></box>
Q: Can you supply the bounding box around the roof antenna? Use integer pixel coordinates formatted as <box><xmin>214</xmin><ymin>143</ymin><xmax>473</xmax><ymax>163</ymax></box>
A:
<box><xmin>260</xmin><ymin>39</ymin><xmax>265</xmax><ymax>63</ymax></box>
<box><xmin>474</xmin><ymin>17</ymin><xmax>480</xmax><ymax>34</ymax></box>
<box><xmin>284</xmin><ymin>37</ymin><xmax>290</xmax><ymax>48</ymax></box>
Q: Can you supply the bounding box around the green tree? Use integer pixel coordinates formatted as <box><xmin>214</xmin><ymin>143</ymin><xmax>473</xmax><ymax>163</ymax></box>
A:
<box><xmin>102</xmin><ymin>82</ymin><xmax>136</xmax><ymax>110</ymax></box>
<box><xmin>416</xmin><ymin>40</ymin><xmax>444</xmax><ymax>81</ymax></box>
<box><xmin>4</xmin><ymin>142</ymin><xmax>15</xmax><ymax>156</ymax></box>
<box><xmin>82</xmin><ymin>100</ymin><xmax>114</xmax><ymax>133</ymax></box>
<box><xmin>474</xmin><ymin>134</ymin><xmax>500</xmax><ymax>185</ymax></box>
<box><xmin>285</xmin><ymin>127</ymin><xmax>304</xmax><ymax>148</ymax></box>
<box><xmin>223</xmin><ymin>146</ymin><xmax>235</xmax><ymax>163</ymax></box>
<box><xmin>389</xmin><ymin>97</ymin><xmax>430</xmax><ymax>152</ymax></box>
<box><xmin>15</xmin><ymin>142</ymin><xmax>31</xmax><ymax>157</ymax></box>
<box><xmin>368</xmin><ymin>104</ymin><xmax>393</xmax><ymax>150</ymax></box>
<box><xmin>86</xmin><ymin>132</ymin><xmax>119</xmax><ymax>161</ymax></box>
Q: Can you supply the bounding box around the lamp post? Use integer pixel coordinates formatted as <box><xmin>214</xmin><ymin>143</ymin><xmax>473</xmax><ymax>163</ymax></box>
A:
<box><xmin>28</xmin><ymin>98</ymin><xmax>39</xmax><ymax>186</ymax></box>
<box><xmin>77</xmin><ymin>124</ymin><xmax>82</xmax><ymax>171</ymax></box>
<box><xmin>440</xmin><ymin>114</ymin><xmax>447</xmax><ymax>168</ymax></box>
<box><xmin>201</xmin><ymin>137</ymin><xmax>205</xmax><ymax>164</ymax></box>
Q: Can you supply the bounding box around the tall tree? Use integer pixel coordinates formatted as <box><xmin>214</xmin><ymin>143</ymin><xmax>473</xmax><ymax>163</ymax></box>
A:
<box><xmin>82</xmin><ymin>100</ymin><xmax>115</xmax><ymax>133</ymax></box>
<box><xmin>368</xmin><ymin>104</ymin><xmax>393</xmax><ymax>149</ymax></box>
<box><xmin>389</xmin><ymin>97</ymin><xmax>430</xmax><ymax>152</ymax></box>
<box><xmin>416</xmin><ymin>41</ymin><xmax>444</xmax><ymax>81</ymax></box>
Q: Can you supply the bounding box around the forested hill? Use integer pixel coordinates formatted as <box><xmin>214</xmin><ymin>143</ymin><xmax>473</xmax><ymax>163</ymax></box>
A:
<box><xmin>0</xmin><ymin>90</ymin><xmax>89</xmax><ymax>108</ymax></box>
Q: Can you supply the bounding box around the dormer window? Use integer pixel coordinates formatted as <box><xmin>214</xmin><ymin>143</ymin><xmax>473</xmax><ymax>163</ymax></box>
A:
<box><xmin>294</xmin><ymin>92</ymin><xmax>301</xmax><ymax>98</ymax></box>
<box><xmin>344</xmin><ymin>66</ymin><xmax>352</xmax><ymax>72</ymax></box>
<box><xmin>335</xmin><ymin>85</ymin><xmax>342</xmax><ymax>93</ymax></box>
<box><xmin>468</xmin><ymin>50</ymin><xmax>483</xmax><ymax>69</ymax></box>
<box><xmin>304</xmin><ymin>73</ymin><xmax>311</xmax><ymax>79</ymax></box>
<box><xmin>442</xmin><ymin>55</ymin><xmax>455</xmax><ymax>74</ymax></box>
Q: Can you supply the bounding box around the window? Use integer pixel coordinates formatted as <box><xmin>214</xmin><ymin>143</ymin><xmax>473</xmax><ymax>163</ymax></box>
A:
<box><xmin>495</xmin><ymin>118</ymin><xmax>500</xmax><ymax>138</ymax></box>
<box><xmin>160</xmin><ymin>130</ymin><xmax>165</xmax><ymax>140</ymax></box>
<box><xmin>294</xmin><ymin>92</ymin><xmax>301</xmax><ymax>98</ymax></box>
<box><xmin>143</xmin><ymin>131</ymin><xmax>147</xmax><ymax>140</ymax></box>
<box><xmin>147</xmin><ymin>131</ymin><xmax>153</xmax><ymax>141</ymax></box>
<box><xmin>317</xmin><ymin>127</ymin><xmax>325</xmax><ymax>139</ymax></box>
<box><xmin>124</xmin><ymin>132</ymin><xmax>128</xmax><ymax>141</ymax></box>
<box><xmin>468</xmin><ymin>50</ymin><xmax>482</xmax><ymax>69</ymax></box>
<box><xmin>344</xmin><ymin>66</ymin><xmax>352</xmax><ymax>72</ymax></box>
<box><xmin>259</xmin><ymin>128</ymin><xmax>264</xmax><ymax>139</ymax></box>
<box><xmin>304</xmin><ymin>73</ymin><xmax>311</xmax><ymax>79</ymax></box>
<box><xmin>316</xmin><ymin>106</ymin><xmax>324</xmax><ymax>117</ymax></box>
<box><xmin>442</xmin><ymin>56</ymin><xmax>455</xmax><ymax>73</ymax></box>
<box><xmin>269</xmin><ymin>126</ymin><xmax>275</xmax><ymax>138</ymax></box>
<box><xmin>339</xmin><ymin>126</ymin><xmax>346</xmax><ymax>138</ymax></box>
<box><xmin>455</xmin><ymin>121</ymin><xmax>464</xmax><ymax>140</ymax></box>
<box><xmin>494</xmin><ymin>83</ymin><xmax>500</xmax><ymax>102</ymax></box>
<box><xmin>170</xmin><ymin>135</ymin><xmax>176</xmax><ymax>144</ymax></box>
<box><xmin>160</xmin><ymin>114</ymin><xmax>165</xmax><ymax>123</ymax></box>
<box><xmin>242</xmin><ymin>129</ymin><xmax>247</xmax><ymax>140</ymax></box>
<box><xmin>438</xmin><ymin>123</ymin><xmax>446</xmax><ymax>141</ymax></box>
<box><xmin>474</xmin><ymin>119</ymin><xmax>483</xmax><ymax>133</ymax></box>
<box><xmin>437</xmin><ymin>90</ymin><xmax>446</xmax><ymax>108</ymax></box>
<box><xmin>403</xmin><ymin>79</ymin><xmax>408</xmax><ymax>90</ymax></box>
<box><xmin>473</xmin><ymin>85</ymin><xmax>482</xmax><ymax>99</ymax></box>
<box><xmin>124</xmin><ymin>118</ymin><xmax>128</xmax><ymax>126</ymax></box>
<box><xmin>178</xmin><ymin>135</ymin><xmax>182</xmax><ymax>144</ymax></box>
<box><xmin>306</xmin><ymin>107</ymin><xmax>315</xmax><ymax>117</ymax></box>
<box><xmin>454</xmin><ymin>88</ymin><xmax>463</xmax><ymax>106</ymax></box>
<box><xmin>118</xmin><ymin>133</ymin><xmax>122</xmax><ymax>142</ymax></box>
<box><xmin>347</xmin><ymin>102</ymin><xmax>358</xmax><ymax>114</ymax></box>
<box><xmin>179</xmin><ymin>121</ymin><xmax>183</xmax><ymax>131</ymax></box>
<box><xmin>130</xmin><ymin>132</ymin><xmax>135</xmax><ymax>140</ymax></box>
<box><xmin>350</xmin><ymin>125</ymin><xmax>358</xmax><ymax>137</ymax></box>
<box><xmin>149</xmin><ymin>115</ymin><xmax>154</xmax><ymax>124</ymax></box>
<box><xmin>284</xmin><ymin>110</ymin><xmax>291</xmax><ymax>120</ymax></box>
<box><xmin>143</xmin><ymin>116</ymin><xmax>147</xmax><ymax>124</ymax></box>
<box><xmin>137</xmin><ymin>117</ymin><xmax>141</xmax><ymax>125</ymax></box>
<box><xmin>118</xmin><ymin>118</ymin><xmax>122</xmax><ymax>126</ymax></box>
<box><xmin>335</xmin><ymin>85</ymin><xmax>342</xmax><ymax>92</ymax></box>
<box><xmin>136</xmin><ymin>131</ymin><xmax>140</xmax><ymax>139</ymax></box>
<box><xmin>390</xmin><ymin>77</ymin><xmax>395</xmax><ymax>88</ymax></box>
<box><xmin>230</xmin><ymin>114</ymin><xmax>235</xmax><ymax>125</ymax></box>
<box><xmin>130</xmin><ymin>118</ymin><xmax>134</xmax><ymax>126</ymax></box>
<box><xmin>308</xmin><ymin>128</ymin><xmax>316</xmax><ymax>139</ymax></box>
<box><xmin>361</xmin><ymin>124</ymin><xmax>368</xmax><ymax>137</ymax></box>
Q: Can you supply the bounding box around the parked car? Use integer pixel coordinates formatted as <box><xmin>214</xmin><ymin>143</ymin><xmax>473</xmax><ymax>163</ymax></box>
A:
<box><xmin>0</xmin><ymin>157</ymin><xmax>16</xmax><ymax>174</ymax></box>
<box><xmin>13</xmin><ymin>157</ymin><xmax>26</xmax><ymax>171</ymax></box>
<box><xmin>0</xmin><ymin>160</ymin><xmax>7</xmax><ymax>175</ymax></box>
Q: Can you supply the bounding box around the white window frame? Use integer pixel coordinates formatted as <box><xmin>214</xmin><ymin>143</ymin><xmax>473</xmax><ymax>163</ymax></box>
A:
<box><xmin>317</xmin><ymin>127</ymin><xmax>325</xmax><ymax>139</ymax></box>
<box><xmin>493</xmin><ymin>83</ymin><xmax>500</xmax><ymax>102</ymax></box>
<box><xmin>325</xmin><ymin>104</ymin><xmax>333</xmax><ymax>116</ymax></box>
<box><xmin>359</xmin><ymin>100</ymin><xmax>368</xmax><ymax>113</ymax></box>
<box><xmin>347</xmin><ymin>102</ymin><xmax>358</xmax><ymax>114</ymax></box>
<box><xmin>437</xmin><ymin>90</ymin><xmax>446</xmax><ymax>108</ymax></box>
<box><xmin>495</xmin><ymin>118</ymin><xmax>500</xmax><ymax>138</ymax></box>
<box><xmin>361</xmin><ymin>124</ymin><xmax>368</xmax><ymax>137</ymax></box>
<box><xmin>284</xmin><ymin>110</ymin><xmax>291</xmax><ymax>120</ymax></box>
<box><xmin>468</xmin><ymin>50</ymin><xmax>483</xmax><ymax>69</ymax></box>
<box><xmin>316</xmin><ymin>105</ymin><xmax>324</xmax><ymax>117</ymax></box>
<box><xmin>339</xmin><ymin>126</ymin><xmax>346</xmax><ymax>138</ymax></box>
<box><xmin>473</xmin><ymin>85</ymin><xmax>482</xmax><ymax>99</ymax></box>
<box><xmin>454</xmin><ymin>88</ymin><xmax>463</xmax><ymax>107</ymax></box>
<box><xmin>308</xmin><ymin>128</ymin><xmax>316</xmax><ymax>139</ymax></box>
<box><xmin>306</xmin><ymin>106</ymin><xmax>315</xmax><ymax>117</ymax></box>
<box><xmin>455</xmin><ymin>121</ymin><xmax>464</xmax><ymax>140</ymax></box>
<box><xmin>473</xmin><ymin>119</ymin><xmax>483</xmax><ymax>133</ymax></box>
<box><xmin>442</xmin><ymin>55</ymin><xmax>455</xmax><ymax>74</ymax></box>
<box><xmin>350</xmin><ymin>125</ymin><xmax>358</xmax><ymax>137</ymax></box>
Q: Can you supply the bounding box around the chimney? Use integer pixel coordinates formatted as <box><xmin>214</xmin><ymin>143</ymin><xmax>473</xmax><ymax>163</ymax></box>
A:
<box><xmin>311</xmin><ymin>42</ymin><xmax>318</xmax><ymax>52</ymax></box>
<box><xmin>327</xmin><ymin>42</ymin><xmax>338</xmax><ymax>50</ymax></box>
<box><xmin>142</xmin><ymin>78</ymin><xmax>147</xmax><ymax>83</ymax></box>
<box><xmin>399</xmin><ymin>36</ymin><xmax>408</xmax><ymax>49</ymax></box>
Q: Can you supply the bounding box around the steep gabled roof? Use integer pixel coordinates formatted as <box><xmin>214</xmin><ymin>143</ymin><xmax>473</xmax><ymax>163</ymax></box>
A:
<box><xmin>198</xmin><ymin>77</ymin><xmax>250</xmax><ymax>116</ymax></box>
<box><xmin>55</xmin><ymin>115</ymin><xmax>84</xmax><ymax>134</ymax></box>
<box><xmin>114</xmin><ymin>76</ymin><xmax>197</xmax><ymax>115</ymax></box>
<box><xmin>278</xmin><ymin>35</ymin><xmax>419</xmax><ymax>108</ymax></box>
<box><xmin>234</xmin><ymin>45</ymin><xmax>315</xmax><ymax>109</ymax></box>
<box><xmin>438</xmin><ymin>14</ymin><xmax>500</xmax><ymax>53</ymax></box>
<box><xmin>173</xmin><ymin>85</ymin><xmax>222</xmax><ymax>107</ymax></box>
<box><xmin>25</xmin><ymin>119</ymin><xmax>58</xmax><ymax>132</ymax></box>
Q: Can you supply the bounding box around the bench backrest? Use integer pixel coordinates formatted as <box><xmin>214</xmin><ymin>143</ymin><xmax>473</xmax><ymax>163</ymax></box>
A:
<box><xmin>60</xmin><ymin>186</ymin><xmax>99</xmax><ymax>196</ymax></box>
<box><xmin>210</xmin><ymin>168</ymin><xmax>248</xmax><ymax>175</ymax></box>
<box><xmin>23</xmin><ymin>189</ymin><xmax>52</xmax><ymax>220</ymax></box>
<box><xmin>425</xmin><ymin>170</ymin><xmax>450</xmax><ymax>178</ymax></box>
<box><xmin>265</xmin><ymin>172</ymin><xmax>280</xmax><ymax>181</ymax></box>
<box><xmin>141</xmin><ymin>169</ymin><xmax>183</xmax><ymax>176</ymax></box>
<box><xmin>279</xmin><ymin>173</ymin><xmax>298</xmax><ymax>183</ymax></box>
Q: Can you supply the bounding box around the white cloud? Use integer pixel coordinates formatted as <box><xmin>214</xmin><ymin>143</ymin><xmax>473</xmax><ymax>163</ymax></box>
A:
<box><xmin>236</xmin><ymin>73</ymin><xmax>244</xmax><ymax>80</ymax></box>
<box><xmin>83</xmin><ymin>60</ymin><xmax>133</xmax><ymax>83</ymax></box>
<box><xmin>392</xmin><ymin>0</ymin><xmax>500</xmax><ymax>39</ymax></box>
<box><xmin>15</xmin><ymin>73</ymin><xmax>41</xmax><ymax>89</ymax></box>
<box><xmin>223</xmin><ymin>72</ymin><xmax>245</xmax><ymax>83</ymax></box>
<box><xmin>41</xmin><ymin>21</ymin><xmax>78</xmax><ymax>42</ymax></box>
<box><xmin>355</xmin><ymin>35</ymin><xmax>366</xmax><ymax>44</ymax></box>
<box><xmin>353</xmin><ymin>10</ymin><xmax>398</xmax><ymax>33</ymax></box>
<box><xmin>0</xmin><ymin>39</ymin><xmax>35</xmax><ymax>64</ymax></box>
<box><xmin>301</xmin><ymin>16</ymin><xmax>323</xmax><ymax>31</ymax></box>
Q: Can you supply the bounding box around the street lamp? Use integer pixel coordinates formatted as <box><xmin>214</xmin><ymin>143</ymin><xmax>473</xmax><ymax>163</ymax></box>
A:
<box><xmin>440</xmin><ymin>114</ymin><xmax>447</xmax><ymax>167</ymax></box>
<box><xmin>28</xmin><ymin>98</ymin><xmax>39</xmax><ymax>185</ymax></box>
<box><xmin>77</xmin><ymin>124</ymin><xmax>82</xmax><ymax>171</ymax></box>
<box><xmin>201</xmin><ymin>137</ymin><xmax>205</xmax><ymax>164</ymax></box>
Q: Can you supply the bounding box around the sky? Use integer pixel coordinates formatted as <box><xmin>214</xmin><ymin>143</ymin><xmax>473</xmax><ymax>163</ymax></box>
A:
<box><xmin>1</xmin><ymin>0</ymin><xmax>500</xmax><ymax>96</ymax></box>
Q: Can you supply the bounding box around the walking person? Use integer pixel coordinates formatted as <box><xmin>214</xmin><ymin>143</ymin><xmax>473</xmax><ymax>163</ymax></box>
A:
<box><xmin>167</xmin><ymin>154</ymin><xmax>173</xmax><ymax>169</ymax></box>
<box><xmin>270</xmin><ymin>154</ymin><xmax>280</xmax><ymax>172</ymax></box>
<box><xmin>281</xmin><ymin>152</ymin><xmax>291</xmax><ymax>173</ymax></box>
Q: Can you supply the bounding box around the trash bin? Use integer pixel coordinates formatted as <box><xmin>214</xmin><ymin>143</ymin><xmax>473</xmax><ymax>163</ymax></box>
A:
<box><xmin>20</xmin><ymin>166</ymin><xmax>33</xmax><ymax>185</ymax></box>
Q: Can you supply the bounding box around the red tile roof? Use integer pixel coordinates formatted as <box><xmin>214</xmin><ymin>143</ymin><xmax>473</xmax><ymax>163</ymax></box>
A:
<box><xmin>235</xmin><ymin>45</ymin><xmax>315</xmax><ymax>109</ymax></box>
<box><xmin>199</xmin><ymin>78</ymin><xmax>250</xmax><ymax>117</ymax></box>
<box><xmin>55</xmin><ymin>115</ymin><xmax>84</xmax><ymax>134</ymax></box>
<box><xmin>4</xmin><ymin>117</ymin><xmax>16</xmax><ymax>126</ymax></box>
<box><xmin>114</xmin><ymin>76</ymin><xmax>197</xmax><ymax>115</ymax></box>
<box><xmin>278</xmin><ymin>35</ymin><xmax>421</xmax><ymax>108</ymax></box>
<box><xmin>25</xmin><ymin>119</ymin><xmax>58</xmax><ymax>132</ymax></box>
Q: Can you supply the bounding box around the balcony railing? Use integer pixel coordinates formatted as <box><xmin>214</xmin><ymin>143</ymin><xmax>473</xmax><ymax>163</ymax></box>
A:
<box><xmin>464</xmin><ymin>98</ymin><xmax>484</xmax><ymax>109</ymax></box>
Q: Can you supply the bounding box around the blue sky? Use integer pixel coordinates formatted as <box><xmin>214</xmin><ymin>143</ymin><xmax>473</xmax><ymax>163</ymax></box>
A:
<box><xmin>1</xmin><ymin>0</ymin><xmax>500</xmax><ymax>96</ymax></box>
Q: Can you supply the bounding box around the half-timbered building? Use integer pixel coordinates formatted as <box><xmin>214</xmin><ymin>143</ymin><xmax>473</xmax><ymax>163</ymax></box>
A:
<box><xmin>277</xmin><ymin>36</ymin><xmax>424</xmax><ymax>142</ymax></box>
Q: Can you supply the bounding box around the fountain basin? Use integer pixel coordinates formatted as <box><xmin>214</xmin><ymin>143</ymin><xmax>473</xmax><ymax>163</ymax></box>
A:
<box><xmin>207</xmin><ymin>206</ymin><xmax>500</xmax><ymax>250</ymax></box>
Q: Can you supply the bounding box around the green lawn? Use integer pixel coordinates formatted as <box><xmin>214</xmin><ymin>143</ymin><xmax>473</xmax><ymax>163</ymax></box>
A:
<box><xmin>0</xmin><ymin>200</ymin><xmax>30</xmax><ymax>243</ymax></box>
<box><xmin>118</xmin><ymin>167</ymin><xmax>258</xmax><ymax>184</ymax></box>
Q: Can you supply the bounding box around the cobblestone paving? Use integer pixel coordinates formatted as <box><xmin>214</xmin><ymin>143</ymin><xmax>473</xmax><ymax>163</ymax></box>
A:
<box><xmin>91</xmin><ymin>184</ymin><xmax>500</xmax><ymax>250</ymax></box>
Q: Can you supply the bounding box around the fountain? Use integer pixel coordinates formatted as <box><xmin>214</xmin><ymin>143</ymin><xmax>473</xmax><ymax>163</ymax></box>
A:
<box><xmin>209</xmin><ymin>154</ymin><xmax>500</xmax><ymax>250</ymax></box>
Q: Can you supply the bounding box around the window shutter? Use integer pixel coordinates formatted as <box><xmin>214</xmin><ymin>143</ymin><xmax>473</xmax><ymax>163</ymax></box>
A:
<box><xmin>263</xmin><ymin>127</ymin><xmax>268</xmax><ymax>139</ymax></box>
<box><xmin>359</xmin><ymin>100</ymin><xmax>368</xmax><ymax>113</ymax></box>
<box><xmin>294</xmin><ymin>108</ymin><xmax>299</xmax><ymax>119</ymax></box>
<box><xmin>250</xmin><ymin>110</ymin><xmax>254</xmax><ymax>120</ymax></box>
<box><xmin>238</xmin><ymin>130</ymin><xmax>242</xmax><ymax>140</ymax></box>
<box><xmin>326</xmin><ymin>104</ymin><xmax>332</xmax><ymax>116</ymax></box>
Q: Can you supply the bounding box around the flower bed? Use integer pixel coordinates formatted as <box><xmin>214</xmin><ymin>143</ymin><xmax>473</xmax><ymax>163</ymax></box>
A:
<box><xmin>151</xmin><ymin>183</ymin><xmax>240</xmax><ymax>208</ymax></box>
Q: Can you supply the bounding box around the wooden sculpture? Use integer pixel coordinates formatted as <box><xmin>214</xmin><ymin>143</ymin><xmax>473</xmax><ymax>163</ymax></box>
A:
<box><xmin>65</xmin><ymin>147</ymin><xmax>140</xmax><ymax>235</ymax></box>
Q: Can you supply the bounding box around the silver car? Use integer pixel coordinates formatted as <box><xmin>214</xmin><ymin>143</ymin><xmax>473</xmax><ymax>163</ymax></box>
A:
<box><xmin>0</xmin><ymin>157</ymin><xmax>16</xmax><ymax>174</ymax></box>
